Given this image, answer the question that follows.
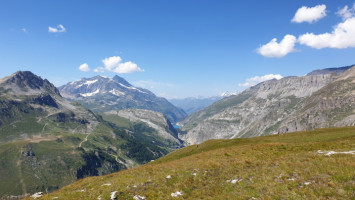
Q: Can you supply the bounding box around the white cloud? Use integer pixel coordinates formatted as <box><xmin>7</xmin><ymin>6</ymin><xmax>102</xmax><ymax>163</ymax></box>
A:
<box><xmin>298</xmin><ymin>17</ymin><xmax>355</xmax><ymax>49</ymax></box>
<box><xmin>94</xmin><ymin>67</ymin><xmax>105</xmax><ymax>73</ymax></box>
<box><xmin>48</xmin><ymin>24</ymin><xmax>66</xmax><ymax>33</ymax></box>
<box><xmin>99</xmin><ymin>56</ymin><xmax>143</xmax><ymax>74</ymax></box>
<box><xmin>102</xmin><ymin>56</ymin><xmax>122</xmax><ymax>71</ymax></box>
<box><xmin>257</xmin><ymin>35</ymin><xmax>297</xmax><ymax>58</ymax></box>
<box><xmin>78</xmin><ymin>63</ymin><xmax>90</xmax><ymax>72</ymax></box>
<box><xmin>21</xmin><ymin>28</ymin><xmax>28</xmax><ymax>33</ymax></box>
<box><xmin>291</xmin><ymin>5</ymin><xmax>327</xmax><ymax>23</ymax></box>
<box><xmin>238</xmin><ymin>74</ymin><xmax>283</xmax><ymax>87</ymax></box>
<box><xmin>337</xmin><ymin>3</ymin><xmax>355</xmax><ymax>20</ymax></box>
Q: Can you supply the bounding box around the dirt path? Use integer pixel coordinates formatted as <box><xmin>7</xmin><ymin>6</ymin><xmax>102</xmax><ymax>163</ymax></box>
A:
<box><xmin>17</xmin><ymin>150</ymin><xmax>27</xmax><ymax>195</ymax></box>
<box><xmin>41</xmin><ymin>123</ymin><xmax>48</xmax><ymax>133</ymax></box>
<box><xmin>79</xmin><ymin>133</ymin><xmax>91</xmax><ymax>148</ymax></box>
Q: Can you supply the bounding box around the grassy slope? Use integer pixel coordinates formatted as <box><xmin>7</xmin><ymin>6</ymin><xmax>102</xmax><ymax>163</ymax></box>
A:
<box><xmin>31</xmin><ymin>127</ymin><xmax>355</xmax><ymax>200</ymax></box>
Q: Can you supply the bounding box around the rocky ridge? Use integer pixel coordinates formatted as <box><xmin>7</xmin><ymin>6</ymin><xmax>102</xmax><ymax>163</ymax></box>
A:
<box><xmin>180</xmin><ymin>65</ymin><xmax>355</xmax><ymax>145</ymax></box>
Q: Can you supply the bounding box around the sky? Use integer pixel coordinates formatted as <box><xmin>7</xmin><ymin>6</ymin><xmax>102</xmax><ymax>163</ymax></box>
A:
<box><xmin>1</xmin><ymin>0</ymin><xmax>355</xmax><ymax>99</ymax></box>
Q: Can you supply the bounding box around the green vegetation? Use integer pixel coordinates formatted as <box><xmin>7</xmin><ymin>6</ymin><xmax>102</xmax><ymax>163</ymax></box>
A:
<box><xmin>102</xmin><ymin>113</ymin><xmax>180</xmax><ymax>149</ymax></box>
<box><xmin>31</xmin><ymin>127</ymin><xmax>355</xmax><ymax>199</ymax></box>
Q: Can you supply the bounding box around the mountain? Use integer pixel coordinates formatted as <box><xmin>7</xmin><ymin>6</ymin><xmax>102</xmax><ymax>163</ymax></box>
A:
<box><xmin>59</xmin><ymin>75</ymin><xmax>187</xmax><ymax>123</ymax></box>
<box><xmin>307</xmin><ymin>64</ymin><xmax>353</xmax><ymax>75</ymax></box>
<box><xmin>0</xmin><ymin>71</ymin><xmax>172</xmax><ymax>199</ymax></box>
<box><xmin>25</xmin><ymin>127</ymin><xmax>355</xmax><ymax>199</ymax></box>
<box><xmin>179</xmin><ymin>65</ymin><xmax>355</xmax><ymax>145</ymax></box>
<box><xmin>169</xmin><ymin>96</ymin><xmax>223</xmax><ymax>115</ymax></box>
<box><xmin>102</xmin><ymin>109</ymin><xmax>183</xmax><ymax>149</ymax></box>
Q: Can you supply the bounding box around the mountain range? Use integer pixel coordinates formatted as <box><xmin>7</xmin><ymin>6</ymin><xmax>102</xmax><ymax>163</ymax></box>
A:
<box><xmin>2</xmin><ymin>63</ymin><xmax>355</xmax><ymax>199</ymax></box>
<box><xmin>59</xmin><ymin>75</ymin><xmax>187</xmax><ymax>123</ymax></box>
<box><xmin>179</xmin><ymin>65</ymin><xmax>355</xmax><ymax>144</ymax></box>
<box><xmin>0</xmin><ymin>71</ymin><xmax>180</xmax><ymax>199</ymax></box>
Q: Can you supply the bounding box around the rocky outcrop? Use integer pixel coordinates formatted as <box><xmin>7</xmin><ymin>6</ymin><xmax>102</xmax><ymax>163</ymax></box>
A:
<box><xmin>180</xmin><ymin>65</ymin><xmax>355</xmax><ymax>145</ymax></box>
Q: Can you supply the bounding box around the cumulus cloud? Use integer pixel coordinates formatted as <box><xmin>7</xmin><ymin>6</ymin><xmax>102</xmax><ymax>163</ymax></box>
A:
<box><xmin>238</xmin><ymin>74</ymin><xmax>283</xmax><ymax>87</ymax></box>
<box><xmin>48</xmin><ymin>24</ymin><xmax>66</xmax><ymax>33</ymax></box>
<box><xmin>337</xmin><ymin>3</ymin><xmax>355</xmax><ymax>20</ymax></box>
<box><xmin>97</xmin><ymin>56</ymin><xmax>143</xmax><ymax>74</ymax></box>
<box><xmin>78</xmin><ymin>63</ymin><xmax>90</xmax><ymax>72</ymax></box>
<box><xmin>291</xmin><ymin>5</ymin><xmax>327</xmax><ymax>23</ymax></box>
<box><xmin>257</xmin><ymin>35</ymin><xmax>297</xmax><ymax>58</ymax></box>
<box><xmin>298</xmin><ymin>17</ymin><xmax>355</xmax><ymax>49</ymax></box>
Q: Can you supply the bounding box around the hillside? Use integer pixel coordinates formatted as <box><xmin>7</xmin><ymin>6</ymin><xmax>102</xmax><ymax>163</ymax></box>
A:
<box><xmin>27</xmin><ymin>127</ymin><xmax>355</xmax><ymax>199</ymax></box>
<box><xmin>0</xmin><ymin>71</ymin><xmax>171</xmax><ymax>199</ymax></box>
<box><xmin>59</xmin><ymin>75</ymin><xmax>187</xmax><ymax>123</ymax></box>
<box><xmin>102</xmin><ymin>109</ymin><xmax>183</xmax><ymax>149</ymax></box>
<box><xmin>179</xmin><ymin>65</ymin><xmax>355</xmax><ymax>145</ymax></box>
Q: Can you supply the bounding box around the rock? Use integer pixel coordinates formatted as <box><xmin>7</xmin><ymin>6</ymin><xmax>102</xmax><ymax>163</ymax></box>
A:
<box><xmin>171</xmin><ymin>191</ymin><xmax>183</xmax><ymax>197</ymax></box>
<box><xmin>31</xmin><ymin>192</ymin><xmax>43</xmax><ymax>199</ymax></box>
<box><xmin>110</xmin><ymin>191</ymin><xmax>118</xmax><ymax>200</ymax></box>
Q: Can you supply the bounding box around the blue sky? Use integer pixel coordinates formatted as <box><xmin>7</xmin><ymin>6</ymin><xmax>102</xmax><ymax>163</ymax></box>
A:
<box><xmin>1</xmin><ymin>0</ymin><xmax>355</xmax><ymax>98</ymax></box>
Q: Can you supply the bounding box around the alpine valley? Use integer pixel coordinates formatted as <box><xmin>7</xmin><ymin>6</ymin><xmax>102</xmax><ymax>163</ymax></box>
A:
<box><xmin>0</xmin><ymin>71</ymin><xmax>182</xmax><ymax>199</ymax></box>
<box><xmin>1</xmin><ymin>64</ymin><xmax>355</xmax><ymax>199</ymax></box>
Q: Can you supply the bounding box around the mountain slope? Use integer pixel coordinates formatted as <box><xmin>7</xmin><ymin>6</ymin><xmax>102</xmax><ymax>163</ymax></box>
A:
<box><xmin>26</xmin><ymin>127</ymin><xmax>355</xmax><ymax>199</ymax></box>
<box><xmin>102</xmin><ymin>109</ymin><xmax>183</xmax><ymax>149</ymax></box>
<box><xmin>180</xmin><ymin>65</ymin><xmax>355</xmax><ymax>145</ymax></box>
<box><xmin>59</xmin><ymin>75</ymin><xmax>187</xmax><ymax>123</ymax></box>
<box><xmin>0</xmin><ymin>71</ymin><xmax>169</xmax><ymax>199</ymax></box>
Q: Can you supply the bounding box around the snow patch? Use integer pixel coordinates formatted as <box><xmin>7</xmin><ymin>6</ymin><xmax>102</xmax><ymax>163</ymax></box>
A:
<box><xmin>317</xmin><ymin>150</ymin><xmax>355</xmax><ymax>156</ymax></box>
<box><xmin>171</xmin><ymin>191</ymin><xmax>183</xmax><ymax>197</ymax></box>
<box><xmin>85</xmin><ymin>79</ymin><xmax>98</xmax><ymax>85</ymax></box>
<box><xmin>109</xmin><ymin>89</ymin><xmax>125</xmax><ymax>96</ymax></box>
<box><xmin>75</xmin><ymin>79</ymin><xmax>98</xmax><ymax>88</ymax></box>
<box><xmin>118</xmin><ymin>83</ymin><xmax>147</xmax><ymax>94</ymax></box>
<box><xmin>31</xmin><ymin>192</ymin><xmax>43</xmax><ymax>199</ymax></box>
<box><xmin>80</xmin><ymin>89</ymin><xmax>100</xmax><ymax>97</ymax></box>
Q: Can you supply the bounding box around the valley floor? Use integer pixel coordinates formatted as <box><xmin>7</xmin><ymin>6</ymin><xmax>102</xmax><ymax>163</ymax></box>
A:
<box><xmin>26</xmin><ymin>127</ymin><xmax>355</xmax><ymax>200</ymax></box>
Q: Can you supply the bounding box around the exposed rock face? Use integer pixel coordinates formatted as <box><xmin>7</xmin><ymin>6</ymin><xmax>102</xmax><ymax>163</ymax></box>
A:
<box><xmin>0</xmin><ymin>71</ymin><xmax>99</xmax><ymax>142</ymax></box>
<box><xmin>108</xmin><ymin>109</ymin><xmax>180</xmax><ymax>144</ymax></box>
<box><xmin>180</xmin><ymin>65</ymin><xmax>355</xmax><ymax>145</ymax></box>
<box><xmin>59</xmin><ymin>75</ymin><xmax>187</xmax><ymax>123</ymax></box>
<box><xmin>0</xmin><ymin>71</ymin><xmax>61</xmax><ymax>96</ymax></box>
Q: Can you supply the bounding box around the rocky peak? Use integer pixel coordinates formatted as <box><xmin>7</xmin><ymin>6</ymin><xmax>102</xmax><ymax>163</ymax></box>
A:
<box><xmin>112</xmin><ymin>75</ymin><xmax>132</xmax><ymax>87</ymax></box>
<box><xmin>307</xmin><ymin>64</ymin><xmax>354</xmax><ymax>76</ymax></box>
<box><xmin>0</xmin><ymin>71</ymin><xmax>61</xmax><ymax>96</ymax></box>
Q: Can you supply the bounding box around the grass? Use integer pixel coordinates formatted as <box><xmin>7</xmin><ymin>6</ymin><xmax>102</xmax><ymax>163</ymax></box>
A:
<box><xmin>29</xmin><ymin>126</ymin><xmax>355</xmax><ymax>200</ymax></box>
